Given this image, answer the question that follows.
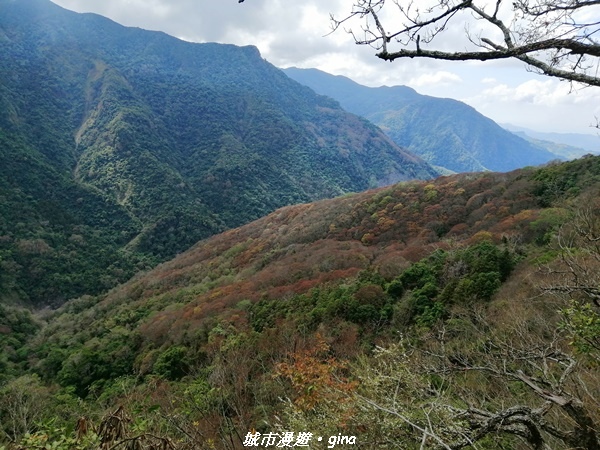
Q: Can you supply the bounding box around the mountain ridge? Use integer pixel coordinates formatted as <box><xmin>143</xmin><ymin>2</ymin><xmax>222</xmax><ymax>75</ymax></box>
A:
<box><xmin>1</xmin><ymin>2</ymin><xmax>599</xmax><ymax>447</ymax></box>
<box><xmin>502</xmin><ymin>123</ymin><xmax>600</xmax><ymax>156</ymax></box>
<box><xmin>23</xmin><ymin>154</ymin><xmax>600</xmax><ymax>404</ymax></box>
<box><xmin>283</xmin><ymin>67</ymin><xmax>563</xmax><ymax>173</ymax></box>
<box><xmin>0</xmin><ymin>0</ymin><xmax>436</xmax><ymax>306</ymax></box>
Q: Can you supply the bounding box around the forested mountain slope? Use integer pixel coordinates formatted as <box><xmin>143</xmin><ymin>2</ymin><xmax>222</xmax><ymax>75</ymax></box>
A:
<box><xmin>512</xmin><ymin>132</ymin><xmax>592</xmax><ymax>159</ymax></box>
<box><xmin>284</xmin><ymin>67</ymin><xmax>562</xmax><ymax>173</ymax></box>
<box><xmin>0</xmin><ymin>0</ymin><xmax>436</xmax><ymax>306</ymax></box>
<box><xmin>4</xmin><ymin>155</ymin><xmax>598</xmax><ymax>449</ymax></box>
<box><xmin>503</xmin><ymin>123</ymin><xmax>600</xmax><ymax>157</ymax></box>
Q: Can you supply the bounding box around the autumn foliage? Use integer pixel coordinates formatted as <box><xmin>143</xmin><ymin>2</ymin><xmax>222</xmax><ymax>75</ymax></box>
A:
<box><xmin>275</xmin><ymin>334</ymin><xmax>357</xmax><ymax>411</ymax></box>
<box><xmin>6</xmin><ymin>156</ymin><xmax>600</xmax><ymax>449</ymax></box>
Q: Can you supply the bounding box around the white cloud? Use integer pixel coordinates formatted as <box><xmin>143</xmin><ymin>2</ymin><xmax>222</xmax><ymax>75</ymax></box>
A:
<box><xmin>465</xmin><ymin>78</ymin><xmax>600</xmax><ymax>133</ymax></box>
<box><xmin>481</xmin><ymin>77</ymin><xmax>497</xmax><ymax>84</ymax></box>
<box><xmin>479</xmin><ymin>79</ymin><xmax>600</xmax><ymax>107</ymax></box>
<box><xmin>408</xmin><ymin>71</ymin><xmax>463</xmax><ymax>87</ymax></box>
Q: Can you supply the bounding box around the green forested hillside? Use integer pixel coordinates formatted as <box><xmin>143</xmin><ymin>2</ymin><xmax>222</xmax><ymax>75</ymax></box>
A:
<box><xmin>2</xmin><ymin>3</ymin><xmax>599</xmax><ymax>449</ymax></box>
<box><xmin>2</xmin><ymin>156</ymin><xmax>599</xmax><ymax>449</ymax></box>
<box><xmin>283</xmin><ymin>67</ymin><xmax>563</xmax><ymax>173</ymax></box>
<box><xmin>0</xmin><ymin>0</ymin><xmax>436</xmax><ymax>306</ymax></box>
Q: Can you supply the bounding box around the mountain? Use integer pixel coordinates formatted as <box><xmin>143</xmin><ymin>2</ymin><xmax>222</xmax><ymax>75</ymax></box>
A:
<box><xmin>283</xmin><ymin>67</ymin><xmax>563</xmax><ymax>173</ymax></box>
<box><xmin>511</xmin><ymin>132</ymin><xmax>592</xmax><ymax>160</ymax></box>
<box><xmin>0</xmin><ymin>0</ymin><xmax>437</xmax><ymax>306</ymax></box>
<box><xmin>12</xmin><ymin>155</ymin><xmax>600</xmax><ymax>447</ymax></box>
<box><xmin>502</xmin><ymin>123</ymin><xmax>600</xmax><ymax>156</ymax></box>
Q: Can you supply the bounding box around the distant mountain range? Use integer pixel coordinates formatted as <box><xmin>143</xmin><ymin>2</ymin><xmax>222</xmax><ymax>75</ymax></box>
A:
<box><xmin>283</xmin><ymin>68</ymin><xmax>563</xmax><ymax>173</ymax></box>
<box><xmin>502</xmin><ymin>124</ymin><xmax>599</xmax><ymax>158</ymax></box>
<box><xmin>0</xmin><ymin>0</ymin><xmax>436</xmax><ymax>306</ymax></box>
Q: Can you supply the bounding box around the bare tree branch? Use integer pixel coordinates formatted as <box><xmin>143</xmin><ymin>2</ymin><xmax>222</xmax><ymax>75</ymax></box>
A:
<box><xmin>330</xmin><ymin>0</ymin><xmax>600</xmax><ymax>87</ymax></box>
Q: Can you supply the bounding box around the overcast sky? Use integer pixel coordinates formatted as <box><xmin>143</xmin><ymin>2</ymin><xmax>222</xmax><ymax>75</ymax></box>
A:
<box><xmin>50</xmin><ymin>0</ymin><xmax>600</xmax><ymax>135</ymax></box>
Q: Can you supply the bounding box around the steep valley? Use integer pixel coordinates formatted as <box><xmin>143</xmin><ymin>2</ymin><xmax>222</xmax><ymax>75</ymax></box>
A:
<box><xmin>0</xmin><ymin>0</ymin><xmax>436</xmax><ymax>307</ymax></box>
<box><xmin>1</xmin><ymin>1</ymin><xmax>599</xmax><ymax>448</ymax></box>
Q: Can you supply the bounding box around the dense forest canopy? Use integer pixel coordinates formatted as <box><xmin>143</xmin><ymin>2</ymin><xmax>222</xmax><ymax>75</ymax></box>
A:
<box><xmin>0</xmin><ymin>0</ymin><xmax>435</xmax><ymax>307</ymax></box>
<box><xmin>1</xmin><ymin>1</ymin><xmax>599</xmax><ymax>449</ymax></box>
<box><xmin>2</xmin><ymin>154</ymin><xmax>600</xmax><ymax>449</ymax></box>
